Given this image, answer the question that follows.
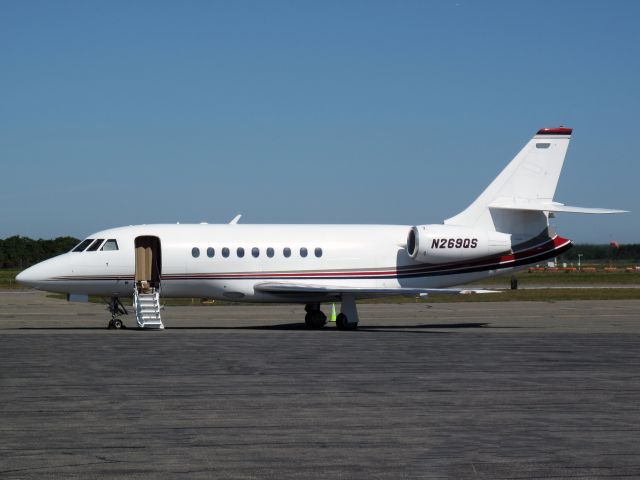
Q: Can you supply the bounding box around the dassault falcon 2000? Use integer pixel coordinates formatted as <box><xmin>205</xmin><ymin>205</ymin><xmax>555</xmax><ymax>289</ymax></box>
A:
<box><xmin>17</xmin><ymin>127</ymin><xmax>626</xmax><ymax>330</ymax></box>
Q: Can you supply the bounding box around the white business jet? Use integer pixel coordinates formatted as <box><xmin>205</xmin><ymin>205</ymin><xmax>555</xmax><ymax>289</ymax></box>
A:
<box><xmin>17</xmin><ymin>127</ymin><xmax>625</xmax><ymax>330</ymax></box>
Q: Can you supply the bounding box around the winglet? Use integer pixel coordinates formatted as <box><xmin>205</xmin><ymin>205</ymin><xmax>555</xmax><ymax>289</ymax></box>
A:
<box><xmin>229</xmin><ymin>214</ymin><xmax>242</xmax><ymax>225</ymax></box>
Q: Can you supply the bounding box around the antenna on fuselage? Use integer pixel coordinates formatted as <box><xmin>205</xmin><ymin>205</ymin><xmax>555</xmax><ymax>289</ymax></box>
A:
<box><xmin>229</xmin><ymin>214</ymin><xmax>242</xmax><ymax>225</ymax></box>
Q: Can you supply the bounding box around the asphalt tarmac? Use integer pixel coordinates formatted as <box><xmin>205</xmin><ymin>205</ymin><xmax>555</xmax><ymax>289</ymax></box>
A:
<box><xmin>1</xmin><ymin>291</ymin><xmax>640</xmax><ymax>479</ymax></box>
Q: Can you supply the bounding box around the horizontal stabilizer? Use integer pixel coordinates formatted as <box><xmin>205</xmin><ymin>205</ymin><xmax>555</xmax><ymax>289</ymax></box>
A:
<box><xmin>489</xmin><ymin>199</ymin><xmax>627</xmax><ymax>215</ymax></box>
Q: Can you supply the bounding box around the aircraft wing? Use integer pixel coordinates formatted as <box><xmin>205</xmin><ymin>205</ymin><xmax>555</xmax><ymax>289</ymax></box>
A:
<box><xmin>254</xmin><ymin>282</ymin><xmax>496</xmax><ymax>299</ymax></box>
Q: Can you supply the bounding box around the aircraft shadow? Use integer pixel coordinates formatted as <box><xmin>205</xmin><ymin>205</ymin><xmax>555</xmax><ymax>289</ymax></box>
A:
<box><xmin>11</xmin><ymin>322</ymin><xmax>492</xmax><ymax>332</ymax></box>
<box><xmin>167</xmin><ymin>323</ymin><xmax>308</xmax><ymax>331</ymax></box>
<box><xmin>167</xmin><ymin>322</ymin><xmax>491</xmax><ymax>331</ymax></box>
<box><xmin>355</xmin><ymin>322</ymin><xmax>490</xmax><ymax>334</ymax></box>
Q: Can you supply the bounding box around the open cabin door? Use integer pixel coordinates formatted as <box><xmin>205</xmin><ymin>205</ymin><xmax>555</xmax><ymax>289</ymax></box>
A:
<box><xmin>134</xmin><ymin>236</ymin><xmax>162</xmax><ymax>292</ymax></box>
<box><xmin>133</xmin><ymin>236</ymin><xmax>164</xmax><ymax>329</ymax></box>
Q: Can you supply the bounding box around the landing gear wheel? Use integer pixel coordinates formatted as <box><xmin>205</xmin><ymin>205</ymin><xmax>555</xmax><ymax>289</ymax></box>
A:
<box><xmin>336</xmin><ymin>313</ymin><xmax>358</xmax><ymax>330</ymax></box>
<box><xmin>107</xmin><ymin>296</ymin><xmax>128</xmax><ymax>330</ymax></box>
<box><xmin>305</xmin><ymin>310</ymin><xmax>327</xmax><ymax>329</ymax></box>
<box><xmin>108</xmin><ymin>318</ymin><xmax>124</xmax><ymax>329</ymax></box>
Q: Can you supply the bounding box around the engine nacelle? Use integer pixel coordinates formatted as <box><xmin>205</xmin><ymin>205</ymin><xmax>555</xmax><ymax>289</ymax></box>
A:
<box><xmin>406</xmin><ymin>225</ymin><xmax>511</xmax><ymax>263</ymax></box>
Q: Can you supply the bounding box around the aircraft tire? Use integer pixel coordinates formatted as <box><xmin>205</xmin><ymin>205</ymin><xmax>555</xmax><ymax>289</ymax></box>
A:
<box><xmin>336</xmin><ymin>313</ymin><xmax>358</xmax><ymax>330</ymax></box>
<box><xmin>109</xmin><ymin>319</ymin><xmax>123</xmax><ymax>329</ymax></box>
<box><xmin>304</xmin><ymin>311</ymin><xmax>327</xmax><ymax>329</ymax></box>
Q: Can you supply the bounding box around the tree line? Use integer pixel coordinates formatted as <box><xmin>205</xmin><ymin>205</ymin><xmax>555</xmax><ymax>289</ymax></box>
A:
<box><xmin>0</xmin><ymin>236</ymin><xmax>80</xmax><ymax>269</ymax></box>
<box><xmin>0</xmin><ymin>235</ymin><xmax>639</xmax><ymax>269</ymax></box>
<box><xmin>559</xmin><ymin>244</ymin><xmax>640</xmax><ymax>264</ymax></box>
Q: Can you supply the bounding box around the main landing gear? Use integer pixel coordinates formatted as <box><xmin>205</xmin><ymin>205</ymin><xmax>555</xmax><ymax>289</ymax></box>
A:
<box><xmin>304</xmin><ymin>303</ymin><xmax>327</xmax><ymax>329</ymax></box>
<box><xmin>107</xmin><ymin>296</ymin><xmax>128</xmax><ymax>329</ymax></box>
<box><xmin>304</xmin><ymin>295</ymin><xmax>360</xmax><ymax>330</ymax></box>
<box><xmin>335</xmin><ymin>313</ymin><xmax>357</xmax><ymax>330</ymax></box>
<box><xmin>335</xmin><ymin>295</ymin><xmax>359</xmax><ymax>330</ymax></box>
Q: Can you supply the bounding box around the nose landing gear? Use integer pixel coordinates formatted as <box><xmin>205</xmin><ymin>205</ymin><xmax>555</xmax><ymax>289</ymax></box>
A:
<box><xmin>107</xmin><ymin>296</ymin><xmax>128</xmax><ymax>329</ymax></box>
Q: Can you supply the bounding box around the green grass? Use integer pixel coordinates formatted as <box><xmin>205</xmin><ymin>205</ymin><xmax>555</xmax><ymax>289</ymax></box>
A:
<box><xmin>471</xmin><ymin>270</ymin><xmax>640</xmax><ymax>286</ymax></box>
<box><xmin>0</xmin><ymin>270</ymin><xmax>22</xmax><ymax>289</ymax></box>
<box><xmin>369</xmin><ymin>288</ymin><xmax>640</xmax><ymax>303</ymax></box>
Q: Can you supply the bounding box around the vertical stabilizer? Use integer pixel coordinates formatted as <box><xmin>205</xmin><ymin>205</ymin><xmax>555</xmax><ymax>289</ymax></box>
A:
<box><xmin>444</xmin><ymin>127</ymin><xmax>572</xmax><ymax>239</ymax></box>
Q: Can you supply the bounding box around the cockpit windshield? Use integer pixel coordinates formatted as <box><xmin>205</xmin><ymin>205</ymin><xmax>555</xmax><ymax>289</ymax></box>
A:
<box><xmin>72</xmin><ymin>239</ymin><xmax>94</xmax><ymax>252</ymax></box>
<box><xmin>71</xmin><ymin>238</ymin><xmax>119</xmax><ymax>252</ymax></box>
<box><xmin>86</xmin><ymin>239</ymin><xmax>105</xmax><ymax>252</ymax></box>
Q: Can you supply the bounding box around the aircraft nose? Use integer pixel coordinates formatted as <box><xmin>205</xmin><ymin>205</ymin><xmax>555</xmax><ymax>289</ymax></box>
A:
<box><xmin>16</xmin><ymin>263</ymin><xmax>50</xmax><ymax>289</ymax></box>
<box><xmin>16</xmin><ymin>265</ymin><xmax>40</xmax><ymax>288</ymax></box>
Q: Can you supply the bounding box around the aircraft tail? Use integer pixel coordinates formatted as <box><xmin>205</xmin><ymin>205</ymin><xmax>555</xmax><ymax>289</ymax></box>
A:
<box><xmin>444</xmin><ymin>127</ymin><xmax>625</xmax><ymax>243</ymax></box>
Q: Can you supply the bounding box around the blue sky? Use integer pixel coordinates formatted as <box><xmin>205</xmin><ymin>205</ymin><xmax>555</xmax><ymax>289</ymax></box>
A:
<box><xmin>1</xmin><ymin>0</ymin><xmax>638</xmax><ymax>243</ymax></box>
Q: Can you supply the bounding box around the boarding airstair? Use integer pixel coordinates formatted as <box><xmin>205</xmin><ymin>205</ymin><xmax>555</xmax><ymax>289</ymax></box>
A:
<box><xmin>133</xmin><ymin>288</ymin><xmax>164</xmax><ymax>329</ymax></box>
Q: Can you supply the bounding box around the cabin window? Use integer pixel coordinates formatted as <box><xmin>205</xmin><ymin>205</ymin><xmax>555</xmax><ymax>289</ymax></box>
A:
<box><xmin>222</xmin><ymin>247</ymin><xmax>230</xmax><ymax>258</ymax></box>
<box><xmin>315</xmin><ymin>247</ymin><xmax>323</xmax><ymax>258</ymax></box>
<box><xmin>101</xmin><ymin>239</ymin><xmax>119</xmax><ymax>251</ymax></box>
<box><xmin>283</xmin><ymin>247</ymin><xmax>291</xmax><ymax>258</ymax></box>
<box><xmin>192</xmin><ymin>247</ymin><xmax>200</xmax><ymax>258</ymax></box>
<box><xmin>72</xmin><ymin>239</ymin><xmax>94</xmax><ymax>252</ymax></box>
<box><xmin>86</xmin><ymin>239</ymin><xmax>105</xmax><ymax>252</ymax></box>
<box><xmin>300</xmin><ymin>247</ymin><xmax>308</xmax><ymax>258</ymax></box>
<box><xmin>207</xmin><ymin>247</ymin><xmax>215</xmax><ymax>258</ymax></box>
<box><xmin>266</xmin><ymin>247</ymin><xmax>274</xmax><ymax>258</ymax></box>
<box><xmin>252</xmin><ymin>247</ymin><xmax>259</xmax><ymax>258</ymax></box>
<box><xmin>237</xmin><ymin>247</ymin><xmax>245</xmax><ymax>258</ymax></box>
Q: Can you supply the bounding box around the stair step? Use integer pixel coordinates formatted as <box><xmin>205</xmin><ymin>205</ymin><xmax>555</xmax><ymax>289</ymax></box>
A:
<box><xmin>134</xmin><ymin>289</ymin><xmax>164</xmax><ymax>329</ymax></box>
<box><xmin>139</xmin><ymin>323</ymin><xmax>164</xmax><ymax>329</ymax></box>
